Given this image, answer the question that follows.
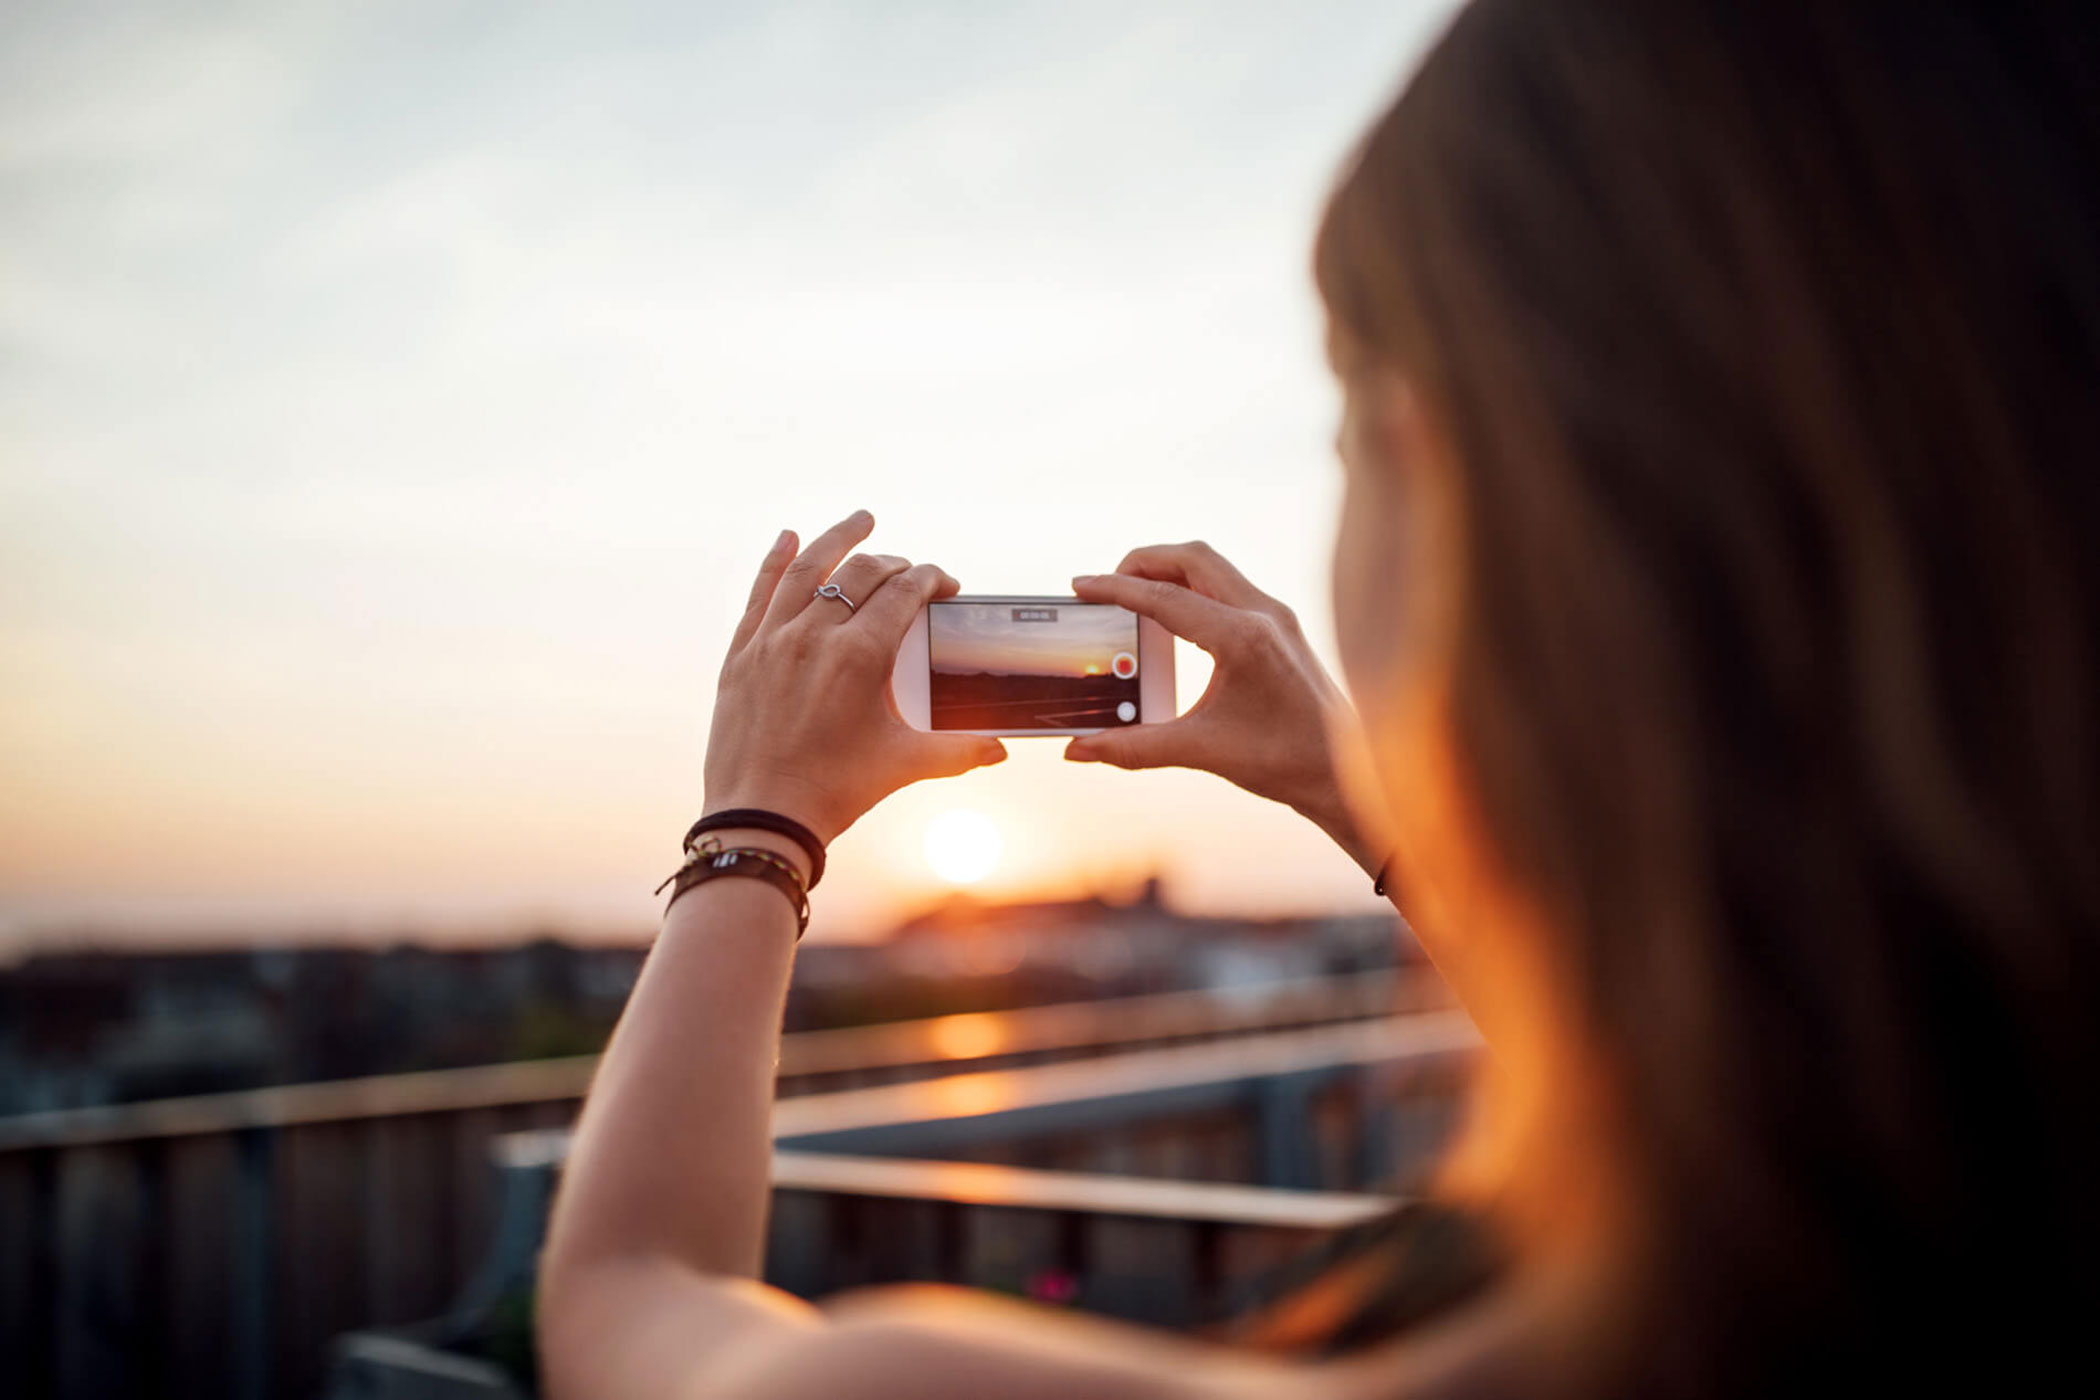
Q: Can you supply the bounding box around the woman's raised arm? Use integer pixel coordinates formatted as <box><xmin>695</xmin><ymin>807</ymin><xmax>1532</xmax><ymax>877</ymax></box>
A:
<box><xmin>532</xmin><ymin>514</ymin><xmax>1473</xmax><ymax>1400</ymax></box>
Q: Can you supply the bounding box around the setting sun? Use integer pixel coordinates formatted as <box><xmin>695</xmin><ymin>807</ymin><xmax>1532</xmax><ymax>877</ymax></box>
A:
<box><xmin>924</xmin><ymin>808</ymin><xmax>1002</xmax><ymax>885</ymax></box>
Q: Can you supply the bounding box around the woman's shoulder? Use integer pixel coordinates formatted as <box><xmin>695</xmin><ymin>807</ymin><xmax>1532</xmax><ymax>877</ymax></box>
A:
<box><xmin>794</xmin><ymin>1225</ymin><xmax>1547</xmax><ymax>1400</ymax></box>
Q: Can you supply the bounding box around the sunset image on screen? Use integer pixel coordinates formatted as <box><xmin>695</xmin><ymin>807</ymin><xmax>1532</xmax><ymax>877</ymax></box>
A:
<box><xmin>928</xmin><ymin>601</ymin><xmax>1140</xmax><ymax>730</ymax></box>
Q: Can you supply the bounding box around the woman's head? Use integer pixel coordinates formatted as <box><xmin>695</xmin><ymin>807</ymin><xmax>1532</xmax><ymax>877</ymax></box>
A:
<box><xmin>1320</xmin><ymin>0</ymin><xmax>2100</xmax><ymax>1389</ymax></box>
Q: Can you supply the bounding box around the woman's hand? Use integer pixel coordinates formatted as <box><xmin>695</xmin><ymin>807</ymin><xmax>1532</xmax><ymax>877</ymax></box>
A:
<box><xmin>702</xmin><ymin>511</ymin><xmax>1007</xmax><ymax>845</ymax></box>
<box><xmin>1065</xmin><ymin>542</ymin><xmax>1392</xmax><ymax>874</ymax></box>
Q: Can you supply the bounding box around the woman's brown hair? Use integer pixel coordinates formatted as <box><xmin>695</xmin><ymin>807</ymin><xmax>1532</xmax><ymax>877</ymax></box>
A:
<box><xmin>1265</xmin><ymin>1</ymin><xmax>2100</xmax><ymax>1392</ymax></box>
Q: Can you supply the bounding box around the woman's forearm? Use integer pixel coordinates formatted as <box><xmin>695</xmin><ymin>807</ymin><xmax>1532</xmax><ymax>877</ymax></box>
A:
<box><xmin>543</xmin><ymin>839</ymin><xmax>806</xmax><ymax>1281</ymax></box>
<box><xmin>537</xmin><ymin>517</ymin><xmax>1007</xmax><ymax>1398</ymax></box>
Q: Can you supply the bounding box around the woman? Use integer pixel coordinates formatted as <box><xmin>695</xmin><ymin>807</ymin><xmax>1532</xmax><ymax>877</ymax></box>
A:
<box><xmin>539</xmin><ymin>2</ymin><xmax>2100</xmax><ymax>1395</ymax></box>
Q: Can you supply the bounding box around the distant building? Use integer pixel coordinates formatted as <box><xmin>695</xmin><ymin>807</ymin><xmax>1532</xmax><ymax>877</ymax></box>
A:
<box><xmin>884</xmin><ymin>875</ymin><xmax>1407</xmax><ymax>995</ymax></box>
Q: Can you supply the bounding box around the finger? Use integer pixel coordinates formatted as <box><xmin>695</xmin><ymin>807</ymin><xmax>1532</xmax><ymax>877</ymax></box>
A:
<box><xmin>857</xmin><ymin>561</ymin><xmax>956</xmax><ymax>648</ymax></box>
<box><xmin>910</xmin><ymin>732</ymin><xmax>1009</xmax><ymax>779</ymax></box>
<box><xmin>730</xmin><ymin>528</ymin><xmax>798</xmax><ymax>656</ymax></box>
<box><xmin>1063</xmin><ymin>717</ymin><xmax>1203</xmax><ymax>771</ymax></box>
<box><xmin>805</xmin><ymin>553</ymin><xmax>911</xmax><ymax>623</ymax></box>
<box><xmin>762</xmin><ymin>509</ymin><xmax>876</xmax><ymax>630</ymax></box>
<box><xmin>1114</xmin><ymin>541</ymin><xmax>1265</xmax><ymax>605</ymax></box>
<box><xmin>1070</xmin><ymin>570</ymin><xmax>1246</xmax><ymax>652</ymax></box>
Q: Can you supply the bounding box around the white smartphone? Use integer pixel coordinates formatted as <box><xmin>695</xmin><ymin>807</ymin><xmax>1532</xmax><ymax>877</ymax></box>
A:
<box><xmin>891</xmin><ymin>595</ymin><xmax>1176</xmax><ymax>737</ymax></box>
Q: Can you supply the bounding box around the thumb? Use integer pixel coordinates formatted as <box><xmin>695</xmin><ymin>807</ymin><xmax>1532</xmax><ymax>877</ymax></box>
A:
<box><xmin>1064</xmin><ymin>720</ymin><xmax>1195</xmax><ymax>771</ymax></box>
<box><xmin>913</xmin><ymin>733</ymin><xmax>1010</xmax><ymax>779</ymax></box>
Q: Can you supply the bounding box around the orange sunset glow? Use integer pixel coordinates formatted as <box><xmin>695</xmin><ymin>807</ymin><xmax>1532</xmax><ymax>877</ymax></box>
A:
<box><xmin>929</xmin><ymin>602</ymin><xmax>1137</xmax><ymax>679</ymax></box>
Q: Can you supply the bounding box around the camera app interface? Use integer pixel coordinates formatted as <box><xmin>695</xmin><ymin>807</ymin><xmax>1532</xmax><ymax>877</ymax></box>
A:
<box><xmin>928</xmin><ymin>602</ymin><xmax>1141</xmax><ymax>730</ymax></box>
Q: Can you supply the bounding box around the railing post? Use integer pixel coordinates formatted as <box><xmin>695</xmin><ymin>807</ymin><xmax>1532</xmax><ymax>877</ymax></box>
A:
<box><xmin>25</xmin><ymin>1147</ymin><xmax>57</xmax><ymax>1399</ymax></box>
<box><xmin>1255</xmin><ymin>1073</ymin><xmax>1320</xmax><ymax>1191</ymax></box>
<box><xmin>1054</xmin><ymin>1208</ymin><xmax>1090</xmax><ymax>1302</ymax></box>
<box><xmin>1354</xmin><ymin>1069</ymin><xmax>1397</xmax><ymax>1191</ymax></box>
<box><xmin>232</xmin><ymin>1126</ymin><xmax>275</xmax><ymax>1400</ymax></box>
<box><xmin>137</xmin><ymin>1137</ymin><xmax>170</xmax><ymax>1399</ymax></box>
<box><xmin>440</xmin><ymin>1159</ymin><xmax>555</xmax><ymax>1341</ymax></box>
<box><xmin>1191</xmin><ymin>1217</ymin><xmax>1224</xmax><ymax>1322</ymax></box>
<box><xmin>934</xmin><ymin>1198</ymin><xmax>966</xmax><ymax>1284</ymax></box>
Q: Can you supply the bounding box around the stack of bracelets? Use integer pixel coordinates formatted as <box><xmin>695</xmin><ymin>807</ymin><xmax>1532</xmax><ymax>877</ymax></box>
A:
<box><xmin>653</xmin><ymin>808</ymin><xmax>827</xmax><ymax>940</ymax></box>
<box><xmin>655</xmin><ymin>806</ymin><xmax>1397</xmax><ymax>942</ymax></box>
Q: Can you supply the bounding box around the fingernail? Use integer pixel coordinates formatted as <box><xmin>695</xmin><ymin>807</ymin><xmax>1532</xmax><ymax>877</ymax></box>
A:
<box><xmin>1071</xmin><ymin>574</ymin><xmax>1098</xmax><ymax>588</ymax></box>
<box><xmin>853</xmin><ymin>508</ymin><xmax>874</xmax><ymax>524</ymax></box>
<box><xmin>773</xmin><ymin>529</ymin><xmax>793</xmax><ymax>552</ymax></box>
<box><xmin>985</xmin><ymin>743</ymin><xmax>1008</xmax><ymax>763</ymax></box>
<box><xmin>1065</xmin><ymin>744</ymin><xmax>1095</xmax><ymax>762</ymax></box>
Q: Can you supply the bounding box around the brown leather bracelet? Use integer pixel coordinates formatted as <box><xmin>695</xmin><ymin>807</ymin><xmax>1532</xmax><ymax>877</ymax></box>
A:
<box><xmin>655</xmin><ymin>844</ymin><xmax>810</xmax><ymax>938</ymax></box>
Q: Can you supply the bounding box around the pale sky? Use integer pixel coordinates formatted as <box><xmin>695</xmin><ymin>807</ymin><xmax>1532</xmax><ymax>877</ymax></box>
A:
<box><xmin>0</xmin><ymin>0</ymin><xmax>1460</xmax><ymax>950</ymax></box>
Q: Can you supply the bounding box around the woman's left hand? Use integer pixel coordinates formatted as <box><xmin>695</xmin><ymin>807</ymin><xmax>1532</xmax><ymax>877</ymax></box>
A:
<box><xmin>701</xmin><ymin>510</ymin><xmax>1008</xmax><ymax>845</ymax></box>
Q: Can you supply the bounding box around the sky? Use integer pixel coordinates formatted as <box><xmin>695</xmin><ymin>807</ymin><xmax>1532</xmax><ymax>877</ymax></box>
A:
<box><xmin>0</xmin><ymin>0</ymin><xmax>1461</xmax><ymax>951</ymax></box>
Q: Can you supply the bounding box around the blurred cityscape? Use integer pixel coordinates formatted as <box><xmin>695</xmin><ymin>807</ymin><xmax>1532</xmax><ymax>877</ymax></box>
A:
<box><xmin>1</xmin><ymin>879</ymin><xmax>1413</xmax><ymax>1118</ymax></box>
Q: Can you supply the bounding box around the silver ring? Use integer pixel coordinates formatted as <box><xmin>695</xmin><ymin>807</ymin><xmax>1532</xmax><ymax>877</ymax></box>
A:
<box><xmin>814</xmin><ymin>583</ymin><xmax>857</xmax><ymax>613</ymax></box>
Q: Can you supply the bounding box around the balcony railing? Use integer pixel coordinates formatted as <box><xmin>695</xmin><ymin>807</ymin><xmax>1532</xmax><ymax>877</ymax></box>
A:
<box><xmin>0</xmin><ymin>971</ymin><xmax>1467</xmax><ymax>1400</ymax></box>
<box><xmin>328</xmin><ymin>1012</ymin><xmax>1480</xmax><ymax>1395</ymax></box>
<box><xmin>331</xmin><ymin>1151</ymin><xmax>1411</xmax><ymax>1400</ymax></box>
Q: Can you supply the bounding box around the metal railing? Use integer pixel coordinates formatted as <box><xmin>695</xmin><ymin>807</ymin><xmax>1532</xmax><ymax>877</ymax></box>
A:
<box><xmin>0</xmin><ymin>971</ymin><xmax>1454</xmax><ymax>1400</ymax></box>
<box><xmin>329</xmin><ymin>1150</ymin><xmax>1416</xmax><ymax>1400</ymax></box>
<box><xmin>328</xmin><ymin>1016</ymin><xmax>1481</xmax><ymax>1397</ymax></box>
<box><xmin>526</xmin><ymin>1015</ymin><xmax>1476</xmax><ymax>1322</ymax></box>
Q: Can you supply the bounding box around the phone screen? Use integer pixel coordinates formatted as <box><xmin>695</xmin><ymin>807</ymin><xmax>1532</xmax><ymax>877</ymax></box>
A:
<box><xmin>928</xmin><ymin>600</ymin><xmax>1143</xmax><ymax>730</ymax></box>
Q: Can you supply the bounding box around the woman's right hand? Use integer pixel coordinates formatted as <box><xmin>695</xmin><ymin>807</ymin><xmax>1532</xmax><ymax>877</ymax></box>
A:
<box><xmin>1066</xmin><ymin>542</ymin><xmax>1393</xmax><ymax>876</ymax></box>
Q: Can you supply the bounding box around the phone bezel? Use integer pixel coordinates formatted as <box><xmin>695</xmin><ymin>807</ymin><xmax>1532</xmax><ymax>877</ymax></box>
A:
<box><xmin>890</xmin><ymin>594</ymin><xmax>1176</xmax><ymax>737</ymax></box>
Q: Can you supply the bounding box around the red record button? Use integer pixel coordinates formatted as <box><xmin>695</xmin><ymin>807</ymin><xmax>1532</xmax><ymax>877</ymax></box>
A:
<box><xmin>1110</xmin><ymin>651</ymin><xmax>1138</xmax><ymax>680</ymax></box>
